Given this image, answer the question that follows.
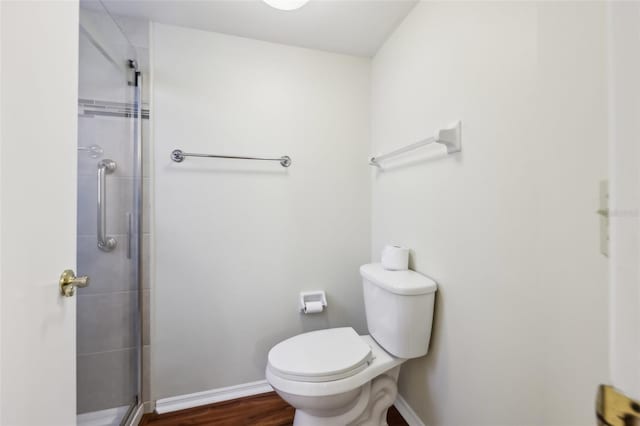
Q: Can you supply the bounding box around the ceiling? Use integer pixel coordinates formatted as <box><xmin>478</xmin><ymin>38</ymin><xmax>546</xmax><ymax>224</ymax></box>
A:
<box><xmin>97</xmin><ymin>0</ymin><xmax>418</xmax><ymax>57</ymax></box>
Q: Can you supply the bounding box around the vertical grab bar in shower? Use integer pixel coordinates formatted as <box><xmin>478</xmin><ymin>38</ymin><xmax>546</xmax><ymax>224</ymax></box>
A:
<box><xmin>126</xmin><ymin>212</ymin><xmax>132</xmax><ymax>259</ymax></box>
<box><xmin>97</xmin><ymin>159</ymin><xmax>117</xmax><ymax>251</ymax></box>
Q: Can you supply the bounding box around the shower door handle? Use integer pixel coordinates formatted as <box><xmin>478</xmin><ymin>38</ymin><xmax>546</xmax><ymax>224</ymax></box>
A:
<box><xmin>97</xmin><ymin>159</ymin><xmax>117</xmax><ymax>252</ymax></box>
<box><xmin>126</xmin><ymin>212</ymin><xmax>132</xmax><ymax>259</ymax></box>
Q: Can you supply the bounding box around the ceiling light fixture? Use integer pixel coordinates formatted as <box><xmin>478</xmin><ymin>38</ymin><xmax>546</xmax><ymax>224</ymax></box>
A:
<box><xmin>262</xmin><ymin>0</ymin><xmax>310</xmax><ymax>11</ymax></box>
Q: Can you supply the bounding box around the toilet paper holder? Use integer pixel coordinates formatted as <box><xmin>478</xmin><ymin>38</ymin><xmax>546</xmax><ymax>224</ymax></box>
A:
<box><xmin>299</xmin><ymin>291</ymin><xmax>327</xmax><ymax>313</ymax></box>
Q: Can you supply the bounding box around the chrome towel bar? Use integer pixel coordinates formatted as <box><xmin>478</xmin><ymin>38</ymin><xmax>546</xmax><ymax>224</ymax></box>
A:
<box><xmin>369</xmin><ymin>120</ymin><xmax>462</xmax><ymax>167</ymax></box>
<box><xmin>171</xmin><ymin>149</ymin><xmax>292</xmax><ymax>168</ymax></box>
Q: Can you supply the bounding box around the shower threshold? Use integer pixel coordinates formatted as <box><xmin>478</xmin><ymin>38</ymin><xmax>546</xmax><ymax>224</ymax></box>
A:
<box><xmin>77</xmin><ymin>405</ymin><xmax>130</xmax><ymax>426</ymax></box>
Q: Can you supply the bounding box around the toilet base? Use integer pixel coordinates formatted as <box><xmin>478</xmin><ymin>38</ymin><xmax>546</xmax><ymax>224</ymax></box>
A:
<box><xmin>291</xmin><ymin>366</ymin><xmax>400</xmax><ymax>426</ymax></box>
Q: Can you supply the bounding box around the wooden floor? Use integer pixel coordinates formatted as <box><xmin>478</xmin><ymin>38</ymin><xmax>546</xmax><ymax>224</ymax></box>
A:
<box><xmin>140</xmin><ymin>391</ymin><xmax>409</xmax><ymax>426</ymax></box>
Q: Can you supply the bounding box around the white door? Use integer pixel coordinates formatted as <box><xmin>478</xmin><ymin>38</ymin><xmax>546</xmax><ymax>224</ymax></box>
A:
<box><xmin>0</xmin><ymin>1</ymin><xmax>79</xmax><ymax>425</ymax></box>
<box><xmin>607</xmin><ymin>0</ymin><xmax>640</xmax><ymax>403</ymax></box>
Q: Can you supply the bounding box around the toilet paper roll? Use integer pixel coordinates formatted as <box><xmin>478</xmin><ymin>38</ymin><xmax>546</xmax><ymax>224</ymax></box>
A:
<box><xmin>381</xmin><ymin>245</ymin><xmax>410</xmax><ymax>271</ymax></box>
<box><xmin>303</xmin><ymin>301</ymin><xmax>324</xmax><ymax>314</ymax></box>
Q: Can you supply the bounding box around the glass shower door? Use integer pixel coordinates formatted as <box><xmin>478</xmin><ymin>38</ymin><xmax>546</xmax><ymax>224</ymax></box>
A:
<box><xmin>76</xmin><ymin>2</ymin><xmax>142</xmax><ymax>425</ymax></box>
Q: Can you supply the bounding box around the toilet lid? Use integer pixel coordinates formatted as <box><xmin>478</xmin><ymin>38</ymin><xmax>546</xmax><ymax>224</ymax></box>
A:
<box><xmin>268</xmin><ymin>327</ymin><xmax>373</xmax><ymax>383</ymax></box>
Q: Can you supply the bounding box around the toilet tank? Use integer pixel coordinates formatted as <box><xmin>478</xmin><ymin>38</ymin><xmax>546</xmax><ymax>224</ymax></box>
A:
<box><xmin>360</xmin><ymin>263</ymin><xmax>437</xmax><ymax>359</ymax></box>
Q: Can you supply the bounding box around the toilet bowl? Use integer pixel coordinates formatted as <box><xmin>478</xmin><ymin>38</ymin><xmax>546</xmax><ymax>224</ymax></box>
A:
<box><xmin>266</xmin><ymin>329</ymin><xmax>404</xmax><ymax>426</ymax></box>
<box><xmin>266</xmin><ymin>264</ymin><xmax>437</xmax><ymax>426</ymax></box>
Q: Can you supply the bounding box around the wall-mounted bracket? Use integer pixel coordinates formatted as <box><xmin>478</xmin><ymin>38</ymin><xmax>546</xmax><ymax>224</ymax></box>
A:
<box><xmin>437</xmin><ymin>120</ymin><xmax>462</xmax><ymax>154</ymax></box>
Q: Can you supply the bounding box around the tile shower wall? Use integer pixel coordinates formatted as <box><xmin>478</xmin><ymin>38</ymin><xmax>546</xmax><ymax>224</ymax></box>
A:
<box><xmin>77</xmin><ymin>117</ymin><xmax>139</xmax><ymax>414</ymax></box>
<box><xmin>76</xmin><ymin>12</ymin><xmax>151</xmax><ymax>414</ymax></box>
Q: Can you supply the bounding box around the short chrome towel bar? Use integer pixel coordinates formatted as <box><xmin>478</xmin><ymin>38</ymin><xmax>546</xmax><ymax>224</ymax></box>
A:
<box><xmin>97</xmin><ymin>159</ymin><xmax>117</xmax><ymax>252</ymax></box>
<box><xmin>171</xmin><ymin>149</ymin><xmax>292</xmax><ymax>168</ymax></box>
<box><xmin>369</xmin><ymin>120</ymin><xmax>462</xmax><ymax>167</ymax></box>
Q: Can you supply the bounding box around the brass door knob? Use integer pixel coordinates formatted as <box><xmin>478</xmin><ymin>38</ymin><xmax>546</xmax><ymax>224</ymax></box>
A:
<box><xmin>59</xmin><ymin>269</ymin><xmax>90</xmax><ymax>297</ymax></box>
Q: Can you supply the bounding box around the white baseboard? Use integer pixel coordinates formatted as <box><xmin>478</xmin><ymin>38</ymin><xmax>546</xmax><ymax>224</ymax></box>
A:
<box><xmin>155</xmin><ymin>379</ymin><xmax>274</xmax><ymax>414</ymax></box>
<box><xmin>394</xmin><ymin>394</ymin><xmax>426</xmax><ymax>426</ymax></box>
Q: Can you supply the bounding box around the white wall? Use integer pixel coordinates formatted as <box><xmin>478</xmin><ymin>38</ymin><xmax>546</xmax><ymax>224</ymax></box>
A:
<box><xmin>151</xmin><ymin>23</ymin><xmax>371</xmax><ymax>400</ymax></box>
<box><xmin>371</xmin><ymin>2</ymin><xmax>608</xmax><ymax>425</ymax></box>
<box><xmin>607</xmin><ymin>1</ymin><xmax>640</xmax><ymax>400</ymax></box>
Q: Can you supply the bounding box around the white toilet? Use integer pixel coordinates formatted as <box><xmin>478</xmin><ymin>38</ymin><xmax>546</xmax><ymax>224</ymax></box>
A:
<box><xmin>266</xmin><ymin>263</ymin><xmax>437</xmax><ymax>426</ymax></box>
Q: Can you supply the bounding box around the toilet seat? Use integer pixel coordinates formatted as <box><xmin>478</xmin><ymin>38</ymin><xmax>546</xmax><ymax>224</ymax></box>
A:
<box><xmin>268</xmin><ymin>327</ymin><xmax>373</xmax><ymax>383</ymax></box>
<box><xmin>267</xmin><ymin>334</ymin><xmax>404</xmax><ymax>398</ymax></box>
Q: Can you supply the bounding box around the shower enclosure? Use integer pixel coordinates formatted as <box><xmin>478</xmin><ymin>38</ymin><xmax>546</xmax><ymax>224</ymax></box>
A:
<box><xmin>77</xmin><ymin>3</ymin><xmax>145</xmax><ymax>425</ymax></box>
